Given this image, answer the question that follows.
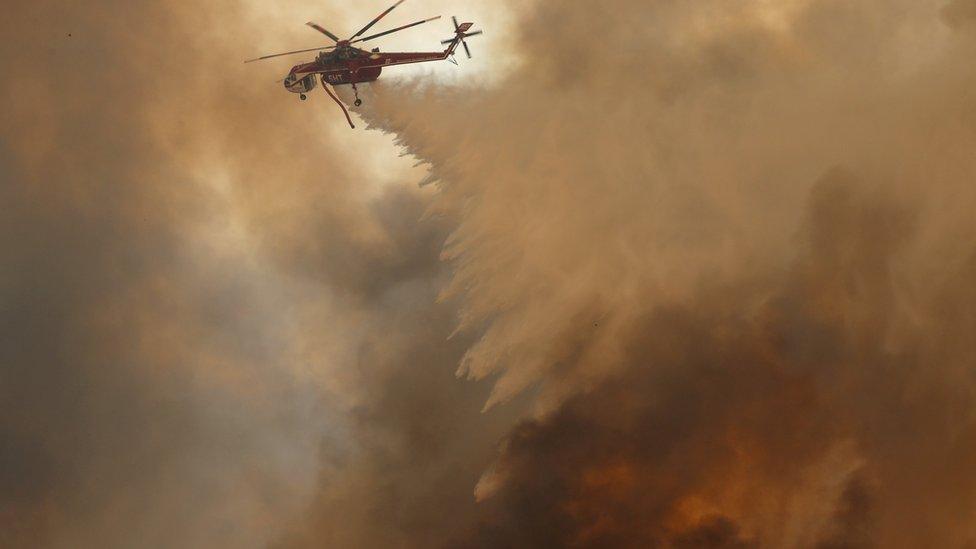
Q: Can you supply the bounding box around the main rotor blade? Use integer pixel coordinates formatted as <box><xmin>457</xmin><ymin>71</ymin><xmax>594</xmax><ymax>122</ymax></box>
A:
<box><xmin>462</xmin><ymin>40</ymin><xmax>471</xmax><ymax>59</ymax></box>
<box><xmin>349</xmin><ymin>0</ymin><xmax>406</xmax><ymax>40</ymax></box>
<box><xmin>351</xmin><ymin>15</ymin><xmax>441</xmax><ymax>44</ymax></box>
<box><xmin>452</xmin><ymin>16</ymin><xmax>459</xmax><ymax>31</ymax></box>
<box><xmin>244</xmin><ymin>45</ymin><xmax>337</xmax><ymax>63</ymax></box>
<box><xmin>306</xmin><ymin>22</ymin><xmax>340</xmax><ymax>42</ymax></box>
<box><xmin>463</xmin><ymin>30</ymin><xmax>483</xmax><ymax>38</ymax></box>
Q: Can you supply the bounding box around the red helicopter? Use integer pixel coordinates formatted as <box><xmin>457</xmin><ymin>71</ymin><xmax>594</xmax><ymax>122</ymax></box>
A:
<box><xmin>244</xmin><ymin>0</ymin><xmax>481</xmax><ymax>129</ymax></box>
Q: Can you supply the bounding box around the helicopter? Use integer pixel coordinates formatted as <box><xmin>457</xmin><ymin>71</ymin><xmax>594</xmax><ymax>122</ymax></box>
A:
<box><xmin>244</xmin><ymin>0</ymin><xmax>482</xmax><ymax>128</ymax></box>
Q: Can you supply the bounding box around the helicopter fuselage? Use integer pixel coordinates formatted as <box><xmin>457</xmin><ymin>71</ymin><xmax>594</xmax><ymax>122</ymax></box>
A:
<box><xmin>282</xmin><ymin>42</ymin><xmax>458</xmax><ymax>95</ymax></box>
<box><xmin>252</xmin><ymin>12</ymin><xmax>479</xmax><ymax>128</ymax></box>
<box><xmin>283</xmin><ymin>46</ymin><xmax>384</xmax><ymax>94</ymax></box>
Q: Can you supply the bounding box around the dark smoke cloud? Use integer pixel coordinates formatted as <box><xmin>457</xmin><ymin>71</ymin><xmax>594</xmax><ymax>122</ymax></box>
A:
<box><xmin>337</xmin><ymin>0</ymin><xmax>976</xmax><ymax>546</ymax></box>
<box><xmin>3</xmin><ymin>1</ymin><xmax>523</xmax><ymax>547</ymax></box>
<box><xmin>0</xmin><ymin>2</ymin><xmax>338</xmax><ymax>546</ymax></box>
<box><xmin>0</xmin><ymin>1</ymin><xmax>479</xmax><ymax>547</ymax></box>
<box><xmin>944</xmin><ymin>0</ymin><xmax>976</xmax><ymax>29</ymax></box>
<box><xmin>461</xmin><ymin>172</ymin><xmax>976</xmax><ymax>547</ymax></box>
<box><xmin>270</xmin><ymin>187</ymin><xmax>530</xmax><ymax>548</ymax></box>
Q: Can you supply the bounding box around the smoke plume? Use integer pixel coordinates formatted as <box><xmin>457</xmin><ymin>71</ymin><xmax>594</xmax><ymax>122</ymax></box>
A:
<box><xmin>3</xmin><ymin>0</ymin><xmax>976</xmax><ymax>548</ymax></box>
<box><xmin>342</xmin><ymin>0</ymin><xmax>976</xmax><ymax>546</ymax></box>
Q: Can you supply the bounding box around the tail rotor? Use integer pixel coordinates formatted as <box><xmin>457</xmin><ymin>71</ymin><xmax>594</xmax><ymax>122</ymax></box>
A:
<box><xmin>441</xmin><ymin>16</ymin><xmax>482</xmax><ymax>59</ymax></box>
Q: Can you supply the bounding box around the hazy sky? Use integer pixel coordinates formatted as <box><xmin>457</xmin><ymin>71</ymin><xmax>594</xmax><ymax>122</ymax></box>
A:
<box><xmin>3</xmin><ymin>1</ymin><xmax>976</xmax><ymax>548</ymax></box>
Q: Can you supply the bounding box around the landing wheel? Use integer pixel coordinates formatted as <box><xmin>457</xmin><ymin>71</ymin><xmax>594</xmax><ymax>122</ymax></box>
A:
<box><xmin>354</xmin><ymin>99</ymin><xmax>363</xmax><ymax>107</ymax></box>
<box><xmin>300</xmin><ymin>94</ymin><xmax>307</xmax><ymax>101</ymax></box>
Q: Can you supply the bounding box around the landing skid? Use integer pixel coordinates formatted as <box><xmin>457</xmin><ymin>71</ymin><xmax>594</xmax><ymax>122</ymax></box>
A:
<box><xmin>321</xmin><ymin>76</ymin><xmax>355</xmax><ymax>129</ymax></box>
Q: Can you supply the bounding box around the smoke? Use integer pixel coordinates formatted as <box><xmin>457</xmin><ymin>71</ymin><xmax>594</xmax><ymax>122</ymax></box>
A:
<box><xmin>339</xmin><ymin>0</ymin><xmax>976</xmax><ymax>546</ymax></box>
<box><xmin>0</xmin><ymin>1</ymin><xmax>482</xmax><ymax>547</ymax></box>
<box><xmin>2</xmin><ymin>1</ymin><xmax>524</xmax><ymax>547</ymax></box>
<box><xmin>0</xmin><ymin>2</ymin><xmax>341</xmax><ymax>547</ymax></box>
<box><xmin>358</xmin><ymin>0</ymin><xmax>976</xmax><ymax>408</ymax></box>
<box><xmin>3</xmin><ymin>0</ymin><xmax>976</xmax><ymax>547</ymax></box>
<box><xmin>460</xmin><ymin>172</ymin><xmax>976</xmax><ymax>547</ymax></box>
